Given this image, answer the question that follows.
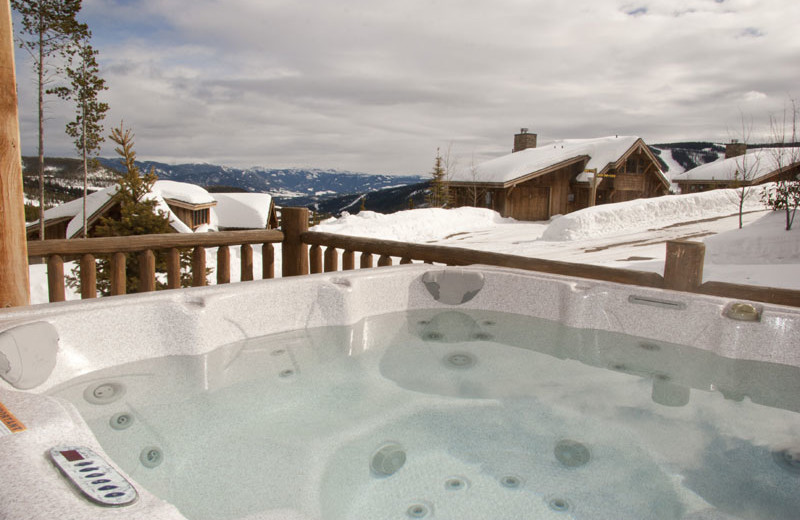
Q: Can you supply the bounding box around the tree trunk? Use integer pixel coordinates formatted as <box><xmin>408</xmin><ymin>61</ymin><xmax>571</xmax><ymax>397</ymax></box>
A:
<box><xmin>37</xmin><ymin>21</ymin><xmax>45</xmax><ymax>240</ymax></box>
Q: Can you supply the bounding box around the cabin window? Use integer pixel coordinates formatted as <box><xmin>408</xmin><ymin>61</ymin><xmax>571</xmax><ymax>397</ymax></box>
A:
<box><xmin>193</xmin><ymin>208</ymin><xmax>210</xmax><ymax>228</ymax></box>
<box><xmin>484</xmin><ymin>191</ymin><xmax>493</xmax><ymax>208</ymax></box>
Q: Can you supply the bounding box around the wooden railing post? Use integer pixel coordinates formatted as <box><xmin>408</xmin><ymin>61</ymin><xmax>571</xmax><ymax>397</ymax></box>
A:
<box><xmin>664</xmin><ymin>240</ymin><xmax>705</xmax><ymax>292</ymax></box>
<box><xmin>217</xmin><ymin>245</ymin><xmax>230</xmax><ymax>284</ymax></box>
<box><xmin>262</xmin><ymin>243</ymin><xmax>274</xmax><ymax>279</ymax></box>
<box><xmin>80</xmin><ymin>253</ymin><xmax>97</xmax><ymax>299</ymax></box>
<box><xmin>47</xmin><ymin>255</ymin><xmax>65</xmax><ymax>303</ymax></box>
<box><xmin>111</xmin><ymin>252</ymin><xmax>126</xmax><ymax>295</ymax></box>
<box><xmin>139</xmin><ymin>250</ymin><xmax>156</xmax><ymax>292</ymax></box>
<box><xmin>241</xmin><ymin>244</ymin><xmax>254</xmax><ymax>281</ymax></box>
<box><xmin>378</xmin><ymin>254</ymin><xmax>392</xmax><ymax>267</ymax></box>
<box><xmin>309</xmin><ymin>244</ymin><xmax>322</xmax><ymax>274</ymax></box>
<box><xmin>192</xmin><ymin>247</ymin><xmax>206</xmax><ymax>286</ymax></box>
<box><xmin>323</xmin><ymin>246</ymin><xmax>338</xmax><ymax>272</ymax></box>
<box><xmin>166</xmin><ymin>248</ymin><xmax>181</xmax><ymax>289</ymax></box>
<box><xmin>281</xmin><ymin>207</ymin><xmax>309</xmax><ymax>277</ymax></box>
<box><xmin>360</xmin><ymin>252</ymin><xmax>373</xmax><ymax>269</ymax></box>
<box><xmin>342</xmin><ymin>250</ymin><xmax>355</xmax><ymax>270</ymax></box>
<box><xmin>0</xmin><ymin>0</ymin><xmax>30</xmax><ymax>307</ymax></box>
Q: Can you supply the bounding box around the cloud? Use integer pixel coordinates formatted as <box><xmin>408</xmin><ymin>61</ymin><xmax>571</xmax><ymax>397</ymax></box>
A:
<box><xmin>11</xmin><ymin>0</ymin><xmax>800</xmax><ymax>175</ymax></box>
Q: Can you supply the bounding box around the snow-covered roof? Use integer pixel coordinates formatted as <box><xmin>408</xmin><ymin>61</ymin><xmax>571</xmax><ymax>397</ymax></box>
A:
<box><xmin>672</xmin><ymin>147</ymin><xmax>800</xmax><ymax>183</ymax></box>
<box><xmin>450</xmin><ymin>136</ymin><xmax>654</xmax><ymax>185</ymax></box>
<box><xmin>212</xmin><ymin>193</ymin><xmax>274</xmax><ymax>229</ymax></box>
<box><xmin>65</xmin><ymin>186</ymin><xmax>118</xmax><ymax>238</ymax></box>
<box><xmin>152</xmin><ymin>180</ymin><xmax>216</xmax><ymax>205</ymax></box>
<box><xmin>32</xmin><ymin>180</ymin><xmax>224</xmax><ymax>238</ymax></box>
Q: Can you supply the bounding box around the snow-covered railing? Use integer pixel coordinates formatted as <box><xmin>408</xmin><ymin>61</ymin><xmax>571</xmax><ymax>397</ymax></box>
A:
<box><xmin>26</xmin><ymin>229</ymin><xmax>283</xmax><ymax>302</ymax></box>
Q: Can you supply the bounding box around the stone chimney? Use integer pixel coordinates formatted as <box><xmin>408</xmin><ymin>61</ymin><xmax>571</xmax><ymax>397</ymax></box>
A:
<box><xmin>725</xmin><ymin>140</ymin><xmax>747</xmax><ymax>158</ymax></box>
<box><xmin>513</xmin><ymin>128</ymin><xmax>537</xmax><ymax>153</ymax></box>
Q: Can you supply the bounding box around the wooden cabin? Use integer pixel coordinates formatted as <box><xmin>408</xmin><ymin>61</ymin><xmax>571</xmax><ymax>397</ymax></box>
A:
<box><xmin>673</xmin><ymin>145</ymin><xmax>800</xmax><ymax>194</ymax></box>
<box><xmin>449</xmin><ymin>131</ymin><xmax>670</xmax><ymax>221</ymax></box>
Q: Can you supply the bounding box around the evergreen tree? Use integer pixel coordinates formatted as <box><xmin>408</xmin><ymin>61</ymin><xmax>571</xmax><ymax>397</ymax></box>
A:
<box><xmin>67</xmin><ymin>123</ymin><xmax>202</xmax><ymax>295</ymax></box>
<box><xmin>427</xmin><ymin>148</ymin><xmax>449</xmax><ymax>208</ymax></box>
<box><xmin>53</xmin><ymin>34</ymin><xmax>109</xmax><ymax>238</ymax></box>
<box><xmin>11</xmin><ymin>0</ymin><xmax>87</xmax><ymax>239</ymax></box>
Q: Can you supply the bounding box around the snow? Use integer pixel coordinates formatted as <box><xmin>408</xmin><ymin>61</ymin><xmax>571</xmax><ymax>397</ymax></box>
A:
<box><xmin>541</xmin><ymin>186</ymin><xmax>768</xmax><ymax>241</ymax></box>
<box><xmin>213</xmin><ymin>193</ymin><xmax>273</xmax><ymax>229</ymax></box>
<box><xmin>313</xmin><ymin>207</ymin><xmax>514</xmax><ymax>242</ymax></box>
<box><xmin>26</xmin><ymin>186</ymin><xmax>800</xmax><ymax>303</ymax></box>
<box><xmin>672</xmin><ymin>147</ymin><xmax>800</xmax><ymax>183</ymax></box>
<box><xmin>151</xmin><ymin>180</ymin><xmax>216</xmax><ymax>205</ymax></box>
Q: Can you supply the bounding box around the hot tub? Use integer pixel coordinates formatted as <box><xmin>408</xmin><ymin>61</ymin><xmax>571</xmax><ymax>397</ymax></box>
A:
<box><xmin>1</xmin><ymin>265</ymin><xmax>798</xmax><ymax>520</ymax></box>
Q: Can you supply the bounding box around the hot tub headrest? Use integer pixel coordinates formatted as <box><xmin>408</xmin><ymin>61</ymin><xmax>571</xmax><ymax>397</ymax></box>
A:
<box><xmin>422</xmin><ymin>269</ymin><xmax>485</xmax><ymax>305</ymax></box>
<box><xmin>0</xmin><ymin>322</ymin><xmax>59</xmax><ymax>390</ymax></box>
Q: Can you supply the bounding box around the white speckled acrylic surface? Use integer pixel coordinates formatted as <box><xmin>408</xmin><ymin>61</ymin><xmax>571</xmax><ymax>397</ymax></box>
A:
<box><xmin>1</xmin><ymin>264</ymin><xmax>799</xmax><ymax>520</ymax></box>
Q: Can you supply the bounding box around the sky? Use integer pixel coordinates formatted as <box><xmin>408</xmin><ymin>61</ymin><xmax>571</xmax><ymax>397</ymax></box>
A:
<box><xmin>11</xmin><ymin>0</ymin><xmax>800</xmax><ymax>175</ymax></box>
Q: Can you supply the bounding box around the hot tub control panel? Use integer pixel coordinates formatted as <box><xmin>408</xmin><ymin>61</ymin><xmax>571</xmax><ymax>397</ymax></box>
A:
<box><xmin>49</xmin><ymin>446</ymin><xmax>138</xmax><ymax>507</ymax></box>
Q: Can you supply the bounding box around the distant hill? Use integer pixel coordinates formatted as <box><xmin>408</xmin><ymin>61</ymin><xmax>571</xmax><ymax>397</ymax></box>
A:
<box><xmin>313</xmin><ymin>181</ymin><xmax>430</xmax><ymax>217</ymax></box>
<box><xmin>650</xmin><ymin>142</ymin><xmax>726</xmax><ymax>175</ymax></box>
<box><xmin>96</xmin><ymin>158</ymin><xmax>426</xmax><ymax>207</ymax></box>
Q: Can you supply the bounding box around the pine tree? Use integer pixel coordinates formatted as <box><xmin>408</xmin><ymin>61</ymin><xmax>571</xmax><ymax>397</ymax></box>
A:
<box><xmin>11</xmin><ymin>0</ymin><xmax>87</xmax><ymax>239</ymax></box>
<box><xmin>427</xmin><ymin>148</ymin><xmax>449</xmax><ymax>208</ymax></box>
<box><xmin>67</xmin><ymin>123</ymin><xmax>201</xmax><ymax>295</ymax></box>
<box><xmin>53</xmin><ymin>34</ymin><xmax>109</xmax><ymax>238</ymax></box>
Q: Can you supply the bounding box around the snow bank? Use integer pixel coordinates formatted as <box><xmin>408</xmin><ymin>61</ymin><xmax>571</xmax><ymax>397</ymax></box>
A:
<box><xmin>541</xmin><ymin>186</ymin><xmax>769</xmax><ymax>242</ymax></box>
<box><xmin>311</xmin><ymin>207</ymin><xmax>513</xmax><ymax>242</ymax></box>
<box><xmin>704</xmin><ymin>211</ymin><xmax>800</xmax><ymax>265</ymax></box>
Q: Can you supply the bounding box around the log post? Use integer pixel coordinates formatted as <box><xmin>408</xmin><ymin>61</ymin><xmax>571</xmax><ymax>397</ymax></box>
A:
<box><xmin>80</xmin><ymin>253</ymin><xmax>97</xmax><ymax>299</ymax></box>
<box><xmin>166</xmin><ymin>248</ymin><xmax>181</xmax><ymax>289</ymax></box>
<box><xmin>0</xmin><ymin>1</ymin><xmax>29</xmax><ymax>307</ymax></box>
<box><xmin>309</xmin><ymin>244</ymin><xmax>322</xmax><ymax>274</ymax></box>
<box><xmin>664</xmin><ymin>240</ymin><xmax>705</xmax><ymax>292</ymax></box>
<box><xmin>192</xmin><ymin>247</ymin><xmax>206</xmax><ymax>286</ymax></box>
<box><xmin>378</xmin><ymin>254</ymin><xmax>392</xmax><ymax>267</ymax></box>
<box><xmin>47</xmin><ymin>255</ymin><xmax>65</xmax><ymax>303</ymax></box>
<box><xmin>281</xmin><ymin>207</ymin><xmax>309</xmax><ymax>277</ymax></box>
<box><xmin>111</xmin><ymin>252</ymin><xmax>126</xmax><ymax>295</ymax></box>
<box><xmin>139</xmin><ymin>250</ymin><xmax>156</xmax><ymax>292</ymax></box>
<box><xmin>360</xmin><ymin>252</ymin><xmax>373</xmax><ymax>269</ymax></box>
<box><xmin>342</xmin><ymin>250</ymin><xmax>355</xmax><ymax>270</ymax></box>
<box><xmin>323</xmin><ymin>246</ymin><xmax>338</xmax><ymax>272</ymax></box>
<box><xmin>262</xmin><ymin>243</ymin><xmax>274</xmax><ymax>279</ymax></box>
<box><xmin>241</xmin><ymin>244</ymin><xmax>254</xmax><ymax>281</ymax></box>
<box><xmin>217</xmin><ymin>245</ymin><xmax>230</xmax><ymax>284</ymax></box>
<box><xmin>400</xmin><ymin>257</ymin><xmax>413</xmax><ymax>265</ymax></box>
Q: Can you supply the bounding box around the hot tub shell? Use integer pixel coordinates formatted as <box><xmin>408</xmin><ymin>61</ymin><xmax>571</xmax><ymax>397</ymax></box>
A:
<box><xmin>1</xmin><ymin>264</ymin><xmax>798</xmax><ymax>520</ymax></box>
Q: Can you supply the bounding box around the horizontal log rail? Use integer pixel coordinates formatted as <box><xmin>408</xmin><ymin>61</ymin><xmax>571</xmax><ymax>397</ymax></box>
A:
<box><xmin>28</xmin><ymin>229</ymin><xmax>283</xmax><ymax>303</ymax></box>
<box><xmin>301</xmin><ymin>231</ymin><xmax>666</xmax><ymax>289</ymax></box>
<box><xmin>26</xmin><ymin>229</ymin><xmax>283</xmax><ymax>256</ymax></box>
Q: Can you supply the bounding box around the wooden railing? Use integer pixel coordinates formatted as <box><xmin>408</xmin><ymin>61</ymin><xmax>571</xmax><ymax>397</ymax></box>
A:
<box><xmin>21</xmin><ymin>207</ymin><xmax>800</xmax><ymax>308</ymax></box>
<box><xmin>27</xmin><ymin>229</ymin><xmax>282</xmax><ymax>302</ymax></box>
<box><xmin>280</xmin><ymin>208</ymin><xmax>800</xmax><ymax>308</ymax></box>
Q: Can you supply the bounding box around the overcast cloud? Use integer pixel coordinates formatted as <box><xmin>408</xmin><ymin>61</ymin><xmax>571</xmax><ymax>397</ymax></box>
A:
<box><xmin>12</xmin><ymin>0</ymin><xmax>800</xmax><ymax>175</ymax></box>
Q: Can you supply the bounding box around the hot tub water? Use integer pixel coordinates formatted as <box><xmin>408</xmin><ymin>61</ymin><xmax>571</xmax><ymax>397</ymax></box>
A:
<box><xmin>48</xmin><ymin>309</ymin><xmax>800</xmax><ymax>520</ymax></box>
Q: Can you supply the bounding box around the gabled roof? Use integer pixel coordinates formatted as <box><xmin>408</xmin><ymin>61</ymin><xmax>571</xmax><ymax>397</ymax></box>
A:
<box><xmin>672</xmin><ymin>147</ymin><xmax>800</xmax><ymax>184</ymax></box>
<box><xmin>451</xmin><ymin>136</ymin><xmax>668</xmax><ymax>188</ymax></box>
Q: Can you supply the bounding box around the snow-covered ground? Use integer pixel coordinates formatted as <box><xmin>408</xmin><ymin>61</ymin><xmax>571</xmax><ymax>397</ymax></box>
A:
<box><xmin>27</xmin><ymin>186</ymin><xmax>799</xmax><ymax>304</ymax></box>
